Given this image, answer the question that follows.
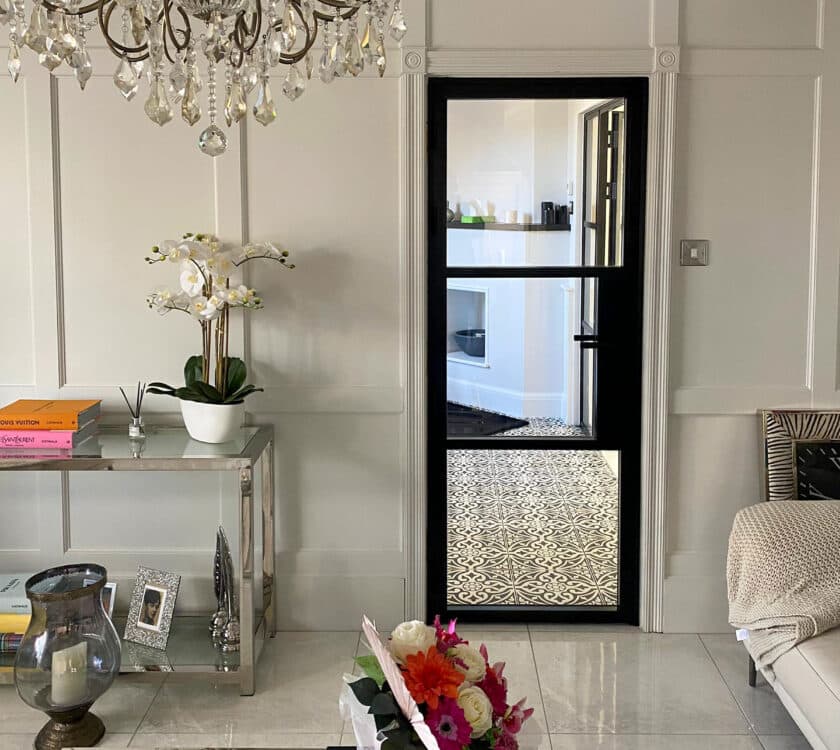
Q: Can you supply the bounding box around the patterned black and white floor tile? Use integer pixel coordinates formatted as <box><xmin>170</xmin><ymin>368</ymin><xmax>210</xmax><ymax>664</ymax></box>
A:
<box><xmin>447</xmin><ymin>419</ymin><xmax>619</xmax><ymax>607</ymax></box>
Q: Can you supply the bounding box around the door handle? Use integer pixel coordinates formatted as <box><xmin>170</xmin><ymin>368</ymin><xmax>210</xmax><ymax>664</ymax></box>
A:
<box><xmin>574</xmin><ymin>334</ymin><xmax>600</xmax><ymax>349</ymax></box>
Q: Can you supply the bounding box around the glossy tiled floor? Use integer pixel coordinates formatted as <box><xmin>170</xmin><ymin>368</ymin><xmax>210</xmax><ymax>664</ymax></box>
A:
<box><xmin>0</xmin><ymin>628</ymin><xmax>808</xmax><ymax>749</ymax></box>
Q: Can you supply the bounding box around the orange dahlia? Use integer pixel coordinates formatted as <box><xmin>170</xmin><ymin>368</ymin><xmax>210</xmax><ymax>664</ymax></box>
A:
<box><xmin>403</xmin><ymin>646</ymin><xmax>465</xmax><ymax>710</ymax></box>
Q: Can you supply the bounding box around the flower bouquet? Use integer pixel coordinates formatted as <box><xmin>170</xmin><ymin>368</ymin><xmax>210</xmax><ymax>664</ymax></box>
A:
<box><xmin>341</xmin><ymin>616</ymin><xmax>533</xmax><ymax>750</ymax></box>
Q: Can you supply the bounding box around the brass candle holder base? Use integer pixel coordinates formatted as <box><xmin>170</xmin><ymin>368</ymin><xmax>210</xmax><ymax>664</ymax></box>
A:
<box><xmin>35</xmin><ymin>705</ymin><xmax>105</xmax><ymax>750</ymax></box>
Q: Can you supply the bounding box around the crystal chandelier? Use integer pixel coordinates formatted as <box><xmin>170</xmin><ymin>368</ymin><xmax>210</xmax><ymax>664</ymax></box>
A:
<box><xmin>0</xmin><ymin>0</ymin><xmax>407</xmax><ymax>156</ymax></box>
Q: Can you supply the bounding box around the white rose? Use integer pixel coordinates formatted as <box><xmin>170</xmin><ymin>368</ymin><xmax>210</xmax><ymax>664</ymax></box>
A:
<box><xmin>457</xmin><ymin>685</ymin><xmax>493</xmax><ymax>738</ymax></box>
<box><xmin>388</xmin><ymin>620</ymin><xmax>436</xmax><ymax>663</ymax></box>
<box><xmin>449</xmin><ymin>643</ymin><xmax>486</xmax><ymax>684</ymax></box>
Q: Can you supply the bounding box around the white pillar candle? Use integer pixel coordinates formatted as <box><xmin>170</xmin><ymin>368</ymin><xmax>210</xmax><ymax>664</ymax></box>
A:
<box><xmin>505</xmin><ymin>210</ymin><xmax>518</xmax><ymax>224</ymax></box>
<box><xmin>51</xmin><ymin>641</ymin><xmax>88</xmax><ymax>706</ymax></box>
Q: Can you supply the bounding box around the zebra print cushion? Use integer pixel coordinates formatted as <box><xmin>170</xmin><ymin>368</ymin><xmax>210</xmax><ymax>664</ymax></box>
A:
<box><xmin>762</xmin><ymin>409</ymin><xmax>840</xmax><ymax>501</ymax></box>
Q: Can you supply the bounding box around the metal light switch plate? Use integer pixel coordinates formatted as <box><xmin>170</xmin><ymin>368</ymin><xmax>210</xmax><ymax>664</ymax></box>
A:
<box><xmin>680</xmin><ymin>239</ymin><xmax>709</xmax><ymax>266</ymax></box>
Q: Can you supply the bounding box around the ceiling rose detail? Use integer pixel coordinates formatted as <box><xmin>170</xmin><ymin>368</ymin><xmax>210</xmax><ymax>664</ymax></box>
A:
<box><xmin>0</xmin><ymin>0</ymin><xmax>407</xmax><ymax>155</ymax></box>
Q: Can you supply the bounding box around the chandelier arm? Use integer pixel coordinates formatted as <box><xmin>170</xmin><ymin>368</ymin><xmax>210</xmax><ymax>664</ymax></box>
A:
<box><xmin>315</xmin><ymin>0</ymin><xmax>365</xmax><ymax>9</ymax></box>
<box><xmin>232</xmin><ymin>0</ymin><xmax>261</xmax><ymax>56</ymax></box>
<box><xmin>98</xmin><ymin>0</ymin><xmax>151</xmax><ymax>61</ymax></box>
<box><xmin>161</xmin><ymin>15</ymin><xmax>177</xmax><ymax>63</ymax></box>
<box><xmin>312</xmin><ymin>6</ymin><xmax>358</xmax><ymax>22</ymax></box>
<box><xmin>163</xmin><ymin>0</ymin><xmax>192</xmax><ymax>53</ymax></box>
<box><xmin>40</xmin><ymin>0</ymin><xmax>102</xmax><ymax>16</ymax></box>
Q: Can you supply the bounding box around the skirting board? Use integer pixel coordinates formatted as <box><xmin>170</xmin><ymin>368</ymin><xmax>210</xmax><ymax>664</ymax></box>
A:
<box><xmin>447</xmin><ymin>378</ymin><xmax>567</xmax><ymax>420</ymax></box>
<box><xmin>274</xmin><ymin>575</ymin><xmax>405</xmax><ymax>631</ymax></box>
<box><xmin>663</xmin><ymin>575</ymin><xmax>731</xmax><ymax>633</ymax></box>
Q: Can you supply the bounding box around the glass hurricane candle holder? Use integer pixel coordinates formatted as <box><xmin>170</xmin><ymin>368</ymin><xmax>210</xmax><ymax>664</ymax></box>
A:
<box><xmin>14</xmin><ymin>564</ymin><xmax>121</xmax><ymax>750</ymax></box>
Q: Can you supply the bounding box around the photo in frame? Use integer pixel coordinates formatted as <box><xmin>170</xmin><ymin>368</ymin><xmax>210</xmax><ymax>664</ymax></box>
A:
<box><xmin>123</xmin><ymin>566</ymin><xmax>180</xmax><ymax>650</ymax></box>
<box><xmin>84</xmin><ymin>578</ymin><xmax>117</xmax><ymax>620</ymax></box>
<box><xmin>761</xmin><ymin>409</ymin><xmax>840</xmax><ymax>501</ymax></box>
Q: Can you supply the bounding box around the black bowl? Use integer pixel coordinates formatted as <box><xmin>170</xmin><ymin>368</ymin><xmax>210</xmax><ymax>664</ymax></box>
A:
<box><xmin>453</xmin><ymin>329</ymin><xmax>486</xmax><ymax>358</ymax></box>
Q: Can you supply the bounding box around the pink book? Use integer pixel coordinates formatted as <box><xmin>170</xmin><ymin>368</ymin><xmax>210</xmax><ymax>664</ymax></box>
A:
<box><xmin>0</xmin><ymin>420</ymin><xmax>97</xmax><ymax>449</ymax></box>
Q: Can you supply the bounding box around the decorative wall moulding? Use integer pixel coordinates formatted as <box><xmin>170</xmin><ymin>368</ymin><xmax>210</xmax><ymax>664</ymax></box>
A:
<box><xmin>425</xmin><ymin>48</ymin><xmax>652</xmax><ymax>77</ymax></box>
<box><xmin>671</xmin><ymin>385</ymin><xmax>813</xmax><ymax>415</ymax></box>
<box><xmin>402</xmin><ymin>46</ymin><xmax>425</xmax><ymax>72</ymax></box>
<box><xmin>654</xmin><ymin>46</ymin><xmax>680</xmax><ymax>73</ymax></box>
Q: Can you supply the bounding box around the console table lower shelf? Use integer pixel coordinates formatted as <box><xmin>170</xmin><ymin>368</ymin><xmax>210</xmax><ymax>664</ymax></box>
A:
<box><xmin>0</xmin><ymin>614</ymin><xmax>270</xmax><ymax>686</ymax></box>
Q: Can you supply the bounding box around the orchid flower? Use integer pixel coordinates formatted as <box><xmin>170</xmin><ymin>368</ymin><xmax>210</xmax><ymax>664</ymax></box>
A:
<box><xmin>180</xmin><ymin>266</ymin><xmax>205</xmax><ymax>297</ymax></box>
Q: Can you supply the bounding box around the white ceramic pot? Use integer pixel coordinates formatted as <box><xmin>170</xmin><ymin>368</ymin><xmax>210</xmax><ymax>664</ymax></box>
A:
<box><xmin>179</xmin><ymin>399</ymin><xmax>244</xmax><ymax>444</ymax></box>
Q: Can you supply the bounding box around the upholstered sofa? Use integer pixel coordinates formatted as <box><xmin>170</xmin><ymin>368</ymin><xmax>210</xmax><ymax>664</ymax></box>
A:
<box><xmin>749</xmin><ymin>629</ymin><xmax>840</xmax><ymax>750</ymax></box>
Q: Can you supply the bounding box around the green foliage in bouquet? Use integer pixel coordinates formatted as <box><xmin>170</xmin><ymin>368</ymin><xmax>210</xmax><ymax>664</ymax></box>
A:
<box><xmin>349</xmin><ymin>677</ymin><xmax>426</xmax><ymax>750</ymax></box>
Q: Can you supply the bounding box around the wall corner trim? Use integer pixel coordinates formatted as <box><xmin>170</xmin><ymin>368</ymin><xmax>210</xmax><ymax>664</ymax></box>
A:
<box><xmin>640</xmin><ymin>68</ymin><xmax>678</xmax><ymax>633</ymax></box>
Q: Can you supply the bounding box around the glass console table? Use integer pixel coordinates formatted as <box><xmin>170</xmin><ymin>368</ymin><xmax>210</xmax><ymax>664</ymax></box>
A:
<box><xmin>0</xmin><ymin>426</ymin><xmax>276</xmax><ymax>696</ymax></box>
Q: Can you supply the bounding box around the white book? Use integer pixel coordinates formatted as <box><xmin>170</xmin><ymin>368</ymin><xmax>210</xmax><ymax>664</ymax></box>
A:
<box><xmin>0</xmin><ymin>574</ymin><xmax>31</xmax><ymax>615</ymax></box>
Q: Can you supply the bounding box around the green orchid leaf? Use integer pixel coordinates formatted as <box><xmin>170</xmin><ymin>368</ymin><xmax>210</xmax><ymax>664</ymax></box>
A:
<box><xmin>145</xmin><ymin>387</ymin><xmax>178</xmax><ymax>397</ymax></box>
<box><xmin>147</xmin><ymin>382</ymin><xmax>176</xmax><ymax>392</ymax></box>
<box><xmin>191</xmin><ymin>381</ymin><xmax>224</xmax><ymax>403</ymax></box>
<box><xmin>224</xmin><ymin>357</ymin><xmax>247</xmax><ymax>394</ymax></box>
<box><xmin>184</xmin><ymin>355</ymin><xmax>204</xmax><ymax>387</ymax></box>
<box><xmin>224</xmin><ymin>384</ymin><xmax>263</xmax><ymax>404</ymax></box>
<box><xmin>173</xmin><ymin>386</ymin><xmax>207</xmax><ymax>403</ymax></box>
<box><xmin>354</xmin><ymin>655</ymin><xmax>386</xmax><ymax>687</ymax></box>
<box><xmin>348</xmin><ymin>677</ymin><xmax>380</xmax><ymax>707</ymax></box>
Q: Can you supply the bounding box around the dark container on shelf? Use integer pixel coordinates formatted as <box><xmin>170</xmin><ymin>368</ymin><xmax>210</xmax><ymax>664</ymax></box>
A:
<box><xmin>556</xmin><ymin>204</ymin><xmax>568</xmax><ymax>225</ymax></box>
<box><xmin>453</xmin><ymin>329</ymin><xmax>486</xmax><ymax>358</ymax></box>
<box><xmin>541</xmin><ymin>201</ymin><xmax>555</xmax><ymax>225</ymax></box>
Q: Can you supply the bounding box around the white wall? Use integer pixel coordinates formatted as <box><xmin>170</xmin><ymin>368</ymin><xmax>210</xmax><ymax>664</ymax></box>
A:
<box><xmin>1</xmin><ymin>0</ymin><xmax>837</xmax><ymax>632</ymax></box>
<box><xmin>0</xmin><ymin>57</ymin><xmax>407</xmax><ymax>629</ymax></box>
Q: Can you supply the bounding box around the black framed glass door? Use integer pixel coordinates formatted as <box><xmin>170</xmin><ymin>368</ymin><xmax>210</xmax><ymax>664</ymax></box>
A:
<box><xmin>427</xmin><ymin>78</ymin><xmax>648</xmax><ymax>624</ymax></box>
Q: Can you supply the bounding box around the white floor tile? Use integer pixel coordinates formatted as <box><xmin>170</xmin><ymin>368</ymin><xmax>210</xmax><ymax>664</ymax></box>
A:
<box><xmin>455</xmin><ymin>629</ymin><xmax>547</xmax><ymax>736</ymax></box>
<box><xmin>532</xmin><ymin>632</ymin><xmax>750</xmax><ymax>735</ymax></box>
<box><xmin>0</xmin><ymin>676</ymin><xmax>162</xmax><ymax>735</ymax></box>
<box><xmin>136</xmin><ymin>632</ymin><xmax>358</xmax><ymax>736</ymax></box>
<box><xmin>0</xmin><ymin>734</ymin><xmax>133</xmax><ymax>749</ymax></box>
<box><xmin>757</xmin><ymin>736</ymin><xmax>814</xmax><ymax>750</ymax></box>
<box><xmin>549</xmin><ymin>735</ymin><xmax>763</xmax><ymax>749</ymax></box>
<box><xmin>129</xmin><ymin>732</ymin><xmax>341</xmax><ymax>748</ymax></box>
<box><xmin>528</xmin><ymin>624</ymin><xmax>641</xmax><ymax>633</ymax></box>
<box><xmin>700</xmin><ymin>635</ymin><xmax>803</xmax><ymax>736</ymax></box>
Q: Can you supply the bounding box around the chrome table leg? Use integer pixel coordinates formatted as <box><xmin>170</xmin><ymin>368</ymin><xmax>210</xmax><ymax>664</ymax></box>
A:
<box><xmin>239</xmin><ymin>466</ymin><xmax>255</xmax><ymax>696</ymax></box>
<box><xmin>261</xmin><ymin>440</ymin><xmax>276</xmax><ymax>636</ymax></box>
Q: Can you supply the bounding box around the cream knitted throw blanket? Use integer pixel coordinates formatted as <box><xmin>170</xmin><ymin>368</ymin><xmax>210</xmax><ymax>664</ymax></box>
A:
<box><xmin>727</xmin><ymin>500</ymin><xmax>840</xmax><ymax>672</ymax></box>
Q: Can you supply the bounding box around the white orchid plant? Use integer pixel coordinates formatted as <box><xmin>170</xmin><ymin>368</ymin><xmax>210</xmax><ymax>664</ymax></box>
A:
<box><xmin>144</xmin><ymin>232</ymin><xmax>294</xmax><ymax>405</ymax></box>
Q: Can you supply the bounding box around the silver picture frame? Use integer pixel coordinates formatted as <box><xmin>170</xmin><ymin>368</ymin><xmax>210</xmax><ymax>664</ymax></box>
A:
<box><xmin>123</xmin><ymin>566</ymin><xmax>181</xmax><ymax>650</ymax></box>
<box><xmin>761</xmin><ymin>409</ymin><xmax>840</xmax><ymax>501</ymax></box>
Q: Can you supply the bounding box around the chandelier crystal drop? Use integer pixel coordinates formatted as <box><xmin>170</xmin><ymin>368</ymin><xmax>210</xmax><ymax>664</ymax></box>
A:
<box><xmin>3</xmin><ymin>0</ymin><xmax>406</xmax><ymax>157</ymax></box>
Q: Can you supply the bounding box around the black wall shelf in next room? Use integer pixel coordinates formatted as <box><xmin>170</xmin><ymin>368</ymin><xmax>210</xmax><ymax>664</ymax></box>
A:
<box><xmin>446</xmin><ymin>221</ymin><xmax>572</xmax><ymax>232</ymax></box>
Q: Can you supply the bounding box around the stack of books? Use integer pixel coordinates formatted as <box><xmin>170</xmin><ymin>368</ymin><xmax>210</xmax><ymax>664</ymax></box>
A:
<box><xmin>0</xmin><ymin>574</ymin><xmax>31</xmax><ymax>654</ymax></box>
<box><xmin>0</xmin><ymin>399</ymin><xmax>101</xmax><ymax>452</ymax></box>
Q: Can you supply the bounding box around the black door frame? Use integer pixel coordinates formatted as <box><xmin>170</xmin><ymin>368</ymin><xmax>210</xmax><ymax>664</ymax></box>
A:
<box><xmin>427</xmin><ymin>77</ymin><xmax>648</xmax><ymax>625</ymax></box>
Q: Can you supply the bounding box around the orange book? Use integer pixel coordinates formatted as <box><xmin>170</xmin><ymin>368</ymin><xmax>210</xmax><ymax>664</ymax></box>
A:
<box><xmin>0</xmin><ymin>400</ymin><xmax>101</xmax><ymax>430</ymax></box>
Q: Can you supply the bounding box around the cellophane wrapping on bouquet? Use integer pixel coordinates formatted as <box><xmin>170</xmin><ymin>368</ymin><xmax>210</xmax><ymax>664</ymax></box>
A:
<box><xmin>340</xmin><ymin>675</ymin><xmax>382</xmax><ymax>750</ymax></box>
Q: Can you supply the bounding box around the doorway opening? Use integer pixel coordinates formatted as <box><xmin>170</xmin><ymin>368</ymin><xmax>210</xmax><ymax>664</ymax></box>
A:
<box><xmin>427</xmin><ymin>78</ymin><xmax>648</xmax><ymax>623</ymax></box>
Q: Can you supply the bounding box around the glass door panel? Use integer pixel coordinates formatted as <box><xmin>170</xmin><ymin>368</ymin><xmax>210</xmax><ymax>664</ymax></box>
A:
<box><xmin>446</xmin><ymin>277</ymin><xmax>598</xmax><ymax>439</ymax></box>
<box><xmin>445</xmin><ymin>98</ymin><xmax>626</xmax><ymax>269</ymax></box>
<box><xmin>447</xmin><ymin>448</ymin><xmax>620</xmax><ymax>608</ymax></box>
